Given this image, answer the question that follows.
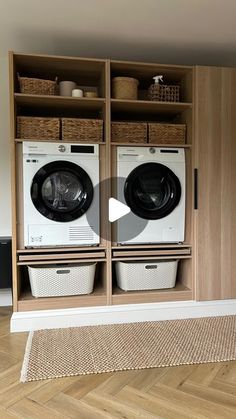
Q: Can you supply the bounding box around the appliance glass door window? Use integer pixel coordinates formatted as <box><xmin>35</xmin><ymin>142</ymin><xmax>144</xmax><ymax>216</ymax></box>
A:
<box><xmin>31</xmin><ymin>161</ymin><xmax>94</xmax><ymax>222</ymax></box>
<box><xmin>124</xmin><ymin>162</ymin><xmax>181</xmax><ymax>220</ymax></box>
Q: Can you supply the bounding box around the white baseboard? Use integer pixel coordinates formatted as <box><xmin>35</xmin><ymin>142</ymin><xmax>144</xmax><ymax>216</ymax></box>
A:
<box><xmin>11</xmin><ymin>299</ymin><xmax>236</xmax><ymax>332</ymax></box>
<box><xmin>0</xmin><ymin>289</ymin><xmax>12</xmax><ymax>307</ymax></box>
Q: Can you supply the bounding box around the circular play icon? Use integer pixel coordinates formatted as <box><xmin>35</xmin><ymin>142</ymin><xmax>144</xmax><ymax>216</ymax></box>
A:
<box><xmin>86</xmin><ymin>176</ymin><xmax>148</xmax><ymax>243</ymax></box>
<box><xmin>108</xmin><ymin>198</ymin><xmax>130</xmax><ymax>222</ymax></box>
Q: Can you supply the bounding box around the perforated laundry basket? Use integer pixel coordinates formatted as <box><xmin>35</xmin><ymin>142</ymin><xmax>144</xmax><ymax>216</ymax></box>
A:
<box><xmin>28</xmin><ymin>263</ymin><xmax>96</xmax><ymax>298</ymax></box>
<box><xmin>115</xmin><ymin>260</ymin><xmax>178</xmax><ymax>291</ymax></box>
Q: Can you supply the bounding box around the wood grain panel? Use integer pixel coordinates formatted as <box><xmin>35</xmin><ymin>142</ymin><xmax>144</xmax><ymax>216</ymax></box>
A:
<box><xmin>17</xmin><ymin>258</ymin><xmax>106</xmax><ymax>266</ymax></box>
<box><xmin>14</xmin><ymin>94</ymin><xmax>105</xmax><ymax>110</ymax></box>
<box><xmin>112</xmin><ymin>255</ymin><xmax>191</xmax><ymax>262</ymax></box>
<box><xmin>111</xmin><ymin>142</ymin><xmax>191</xmax><ymax>147</ymax></box>
<box><xmin>111</xmin><ymin>99</ymin><xmax>192</xmax><ymax>114</ymax></box>
<box><xmin>112</xmin><ymin>244</ymin><xmax>192</xmax><ymax>249</ymax></box>
<box><xmin>9</xmin><ymin>52</ymin><xmax>18</xmax><ymax>312</ymax></box>
<box><xmin>195</xmin><ymin>66</ymin><xmax>236</xmax><ymax>300</ymax></box>
<box><xmin>112</xmin><ymin>249</ymin><xmax>191</xmax><ymax>258</ymax></box>
<box><xmin>17</xmin><ymin>246</ymin><xmax>106</xmax><ymax>253</ymax></box>
<box><xmin>18</xmin><ymin>289</ymin><xmax>106</xmax><ymax>311</ymax></box>
<box><xmin>104</xmin><ymin>60</ymin><xmax>112</xmax><ymax>305</ymax></box>
<box><xmin>18</xmin><ymin>251</ymin><xmax>106</xmax><ymax>261</ymax></box>
<box><xmin>112</xmin><ymin>283</ymin><xmax>192</xmax><ymax>305</ymax></box>
<box><xmin>177</xmin><ymin>258</ymin><xmax>193</xmax><ymax>290</ymax></box>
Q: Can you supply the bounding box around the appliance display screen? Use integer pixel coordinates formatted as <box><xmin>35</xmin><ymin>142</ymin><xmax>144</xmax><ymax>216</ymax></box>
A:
<box><xmin>160</xmin><ymin>149</ymin><xmax>179</xmax><ymax>153</ymax></box>
<box><xmin>71</xmin><ymin>145</ymin><xmax>94</xmax><ymax>154</ymax></box>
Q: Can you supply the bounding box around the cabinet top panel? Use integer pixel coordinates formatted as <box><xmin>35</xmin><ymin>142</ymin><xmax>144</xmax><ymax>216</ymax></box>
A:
<box><xmin>11</xmin><ymin>51</ymin><xmax>107</xmax><ymax>64</ymax></box>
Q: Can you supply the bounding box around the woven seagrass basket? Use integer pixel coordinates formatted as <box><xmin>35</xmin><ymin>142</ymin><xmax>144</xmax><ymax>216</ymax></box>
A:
<box><xmin>18</xmin><ymin>74</ymin><xmax>57</xmax><ymax>95</ymax></box>
<box><xmin>17</xmin><ymin>116</ymin><xmax>60</xmax><ymax>140</ymax></box>
<box><xmin>148</xmin><ymin>84</ymin><xmax>180</xmax><ymax>102</ymax></box>
<box><xmin>148</xmin><ymin>123</ymin><xmax>186</xmax><ymax>144</ymax></box>
<box><xmin>62</xmin><ymin>118</ymin><xmax>103</xmax><ymax>142</ymax></box>
<box><xmin>111</xmin><ymin>122</ymin><xmax>147</xmax><ymax>143</ymax></box>
<box><xmin>112</xmin><ymin>77</ymin><xmax>139</xmax><ymax>100</ymax></box>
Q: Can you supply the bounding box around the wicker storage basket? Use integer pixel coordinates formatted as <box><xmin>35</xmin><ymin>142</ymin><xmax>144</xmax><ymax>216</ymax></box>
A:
<box><xmin>62</xmin><ymin>118</ymin><xmax>103</xmax><ymax>142</ymax></box>
<box><xmin>18</xmin><ymin>74</ymin><xmax>57</xmax><ymax>95</ymax></box>
<box><xmin>112</xmin><ymin>77</ymin><xmax>139</xmax><ymax>100</ymax></box>
<box><xmin>17</xmin><ymin>116</ymin><xmax>60</xmax><ymax>140</ymax></box>
<box><xmin>148</xmin><ymin>84</ymin><xmax>180</xmax><ymax>102</ymax></box>
<box><xmin>111</xmin><ymin>122</ymin><xmax>147</xmax><ymax>143</ymax></box>
<box><xmin>115</xmin><ymin>260</ymin><xmax>178</xmax><ymax>291</ymax></box>
<box><xmin>148</xmin><ymin>123</ymin><xmax>186</xmax><ymax>144</ymax></box>
<box><xmin>28</xmin><ymin>263</ymin><xmax>96</xmax><ymax>298</ymax></box>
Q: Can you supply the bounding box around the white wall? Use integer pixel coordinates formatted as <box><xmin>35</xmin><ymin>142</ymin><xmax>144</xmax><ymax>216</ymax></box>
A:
<box><xmin>0</xmin><ymin>48</ymin><xmax>52</xmax><ymax>237</ymax></box>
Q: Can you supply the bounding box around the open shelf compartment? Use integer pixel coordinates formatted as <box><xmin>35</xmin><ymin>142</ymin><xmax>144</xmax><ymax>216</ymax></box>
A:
<box><xmin>17</xmin><ymin>260</ymin><xmax>108</xmax><ymax>311</ymax></box>
<box><xmin>112</xmin><ymin>257</ymin><xmax>193</xmax><ymax>305</ymax></box>
<box><xmin>111</xmin><ymin>60</ymin><xmax>193</xmax><ymax>103</ymax></box>
<box><xmin>13</xmin><ymin>53</ymin><xmax>107</xmax><ymax>98</ymax></box>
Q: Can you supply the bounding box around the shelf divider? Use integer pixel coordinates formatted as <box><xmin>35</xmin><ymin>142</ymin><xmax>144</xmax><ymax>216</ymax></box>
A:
<box><xmin>14</xmin><ymin>93</ymin><xmax>105</xmax><ymax>111</ymax></box>
<box><xmin>111</xmin><ymin>98</ymin><xmax>192</xmax><ymax>114</ymax></box>
<box><xmin>111</xmin><ymin>142</ymin><xmax>191</xmax><ymax>148</ymax></box>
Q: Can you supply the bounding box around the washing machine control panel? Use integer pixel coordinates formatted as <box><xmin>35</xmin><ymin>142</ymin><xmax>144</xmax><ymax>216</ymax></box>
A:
<box><xmin>22</xmin><ymin>142</ymin><xmax>99</xmax><ymax>157</ymax></box>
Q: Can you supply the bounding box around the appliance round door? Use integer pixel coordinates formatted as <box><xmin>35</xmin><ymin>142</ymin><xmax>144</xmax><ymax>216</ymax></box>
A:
<box><xmin>31</xmin><ymin>161</ymin><xmax>94</xmax><ymax>222</ymax></box>
<box><xmin>124</xmin><ymin>162</ymin><xmax>181</xmax><ymax>220</ymax></box>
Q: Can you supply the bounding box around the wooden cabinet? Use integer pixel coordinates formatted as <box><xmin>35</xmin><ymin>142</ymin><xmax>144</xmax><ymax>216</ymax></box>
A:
<box><xmin>9</xmin><ymin>52</ymin><xmax>195</xmax><ymax>312</ymax></box>
<box><xmin>195</xmin><ymin>66</ymin><xmax>236</xmax><ymax>300</ymax></box>
<box><xmin>9</xmin><ymin>54</ymin><xmax>236</xmax><ymax>314</ymax></box>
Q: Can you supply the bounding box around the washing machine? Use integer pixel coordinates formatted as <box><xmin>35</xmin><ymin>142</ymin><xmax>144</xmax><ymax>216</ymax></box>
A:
<box><xmin>23</xmin><ymin>142</ymin><xmax>99</xmax><ymax>247</ymax></box>
<box><xmin>117</xmin><ymin>146</ymin><xmax>185</xmax><ymax>244</ymax></box>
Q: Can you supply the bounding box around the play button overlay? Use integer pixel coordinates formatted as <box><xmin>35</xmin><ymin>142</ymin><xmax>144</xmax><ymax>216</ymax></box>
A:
<box><xmin>109</xmin><ymin>198</ymin><xmax>130</xmax><ymax>222</ymax></box>
<box><xmin>86</xmin><ymin>177</ymin><xmax>148</xmax><ymax>242</ymax></box>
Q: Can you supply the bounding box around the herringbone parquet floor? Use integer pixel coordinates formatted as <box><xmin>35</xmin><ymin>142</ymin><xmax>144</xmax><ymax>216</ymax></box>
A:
<box><xmin>0</xmin><ymin>307</ymin><xmax>236</xmax><ymax>418</ymax></box>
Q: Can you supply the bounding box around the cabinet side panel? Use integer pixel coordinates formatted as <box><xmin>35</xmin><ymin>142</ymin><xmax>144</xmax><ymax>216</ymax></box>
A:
<box><xmin>221</xmin><ymin>69</ymin><xmax>236</xmax><ymax>298</ymax></box>
<box><xmin>195</xmin><ymin>66</ymin><xmax>236</xmax><ymax>300</ymax></box>
<box><xmin>9</xmin><ymin>52</ymin><xmax>18</xmax><ymax>311</ymax></box>
<box><xmin>195</xmin><ymin>67</ymin><xmax>222</xmax><ymax>300</ymax></box>
<box><xmin>230</xmin><ymin>71</ymin><xmax>236</xmax><ymax>297</ymax></box>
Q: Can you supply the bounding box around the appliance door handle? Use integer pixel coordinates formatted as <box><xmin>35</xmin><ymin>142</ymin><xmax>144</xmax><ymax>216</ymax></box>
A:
<box><xmin>194</xmin><ymin>168</ymin><xmax>198</xmax><ymax>210</ymax></box>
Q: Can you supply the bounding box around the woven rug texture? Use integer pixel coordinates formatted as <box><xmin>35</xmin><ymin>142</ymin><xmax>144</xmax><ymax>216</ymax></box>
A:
<box><xmin>21</xmin><ymin>315</ymin><xmax>236</xmax><ymax>382</ymax></box>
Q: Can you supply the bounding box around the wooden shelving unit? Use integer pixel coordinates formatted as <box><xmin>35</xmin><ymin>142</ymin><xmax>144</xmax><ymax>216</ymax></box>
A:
<box><xmin>112</xmin><ymin>244</ymin><xmax>192</xmax><ymax>249</ymax></box>
<box><xmin>112</xmin><ymin>283</ymin><xmax>192</xmax><ymax>305</ymax></box>
<box><xmin>18</xmin><ymin>282</ymin><xmax>106</xmax><ymax>311</ymax></box>
<box><xmin>9</xmin><ymin>52</ymin><xmax>195</xmax><ymax>312</ymax></box>
<box><xmin>14</xmin><ymin>93</ymin><xmax>106</xmax><ymax>110</ymax></box>
<box><xmin>111</xmin><ymin>142</ymin><xmax>192</xmax><ymax>148</ymax></box>
<box><xmin>15</xmin><ymin>139</ymin><xmax>106</xmax><ymax>144</ymax></box>
<box><xmin>17</xmin><ymin>245</ymin><xmax>107</xmax><ymax>253</ymax></box>
<box><xmin>111</xmin><ymin>98</ymin><xmax>192</xmax><ymax>114</ymax></box>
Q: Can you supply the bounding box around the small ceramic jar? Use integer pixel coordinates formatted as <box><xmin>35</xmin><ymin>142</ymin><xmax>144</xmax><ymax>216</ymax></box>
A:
<box><xmin>72</xmin><ymin>89</ymin><xmax>83</xmax><ymax>97</ymax></box>
<box><xmin>59</xmin><ymin>81</ymin><xmax>77</xmax><ymax>96</ymax></box>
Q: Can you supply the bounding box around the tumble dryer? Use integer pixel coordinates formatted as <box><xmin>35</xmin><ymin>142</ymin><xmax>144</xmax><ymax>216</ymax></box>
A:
<box><xmin>117</xmin><ymin>146</ymin><xmax>185</xmax><ymax>244</ymax></box>
<box><xmin>23</xmin><ymin>142</ymin><xmax>99</xmax><ymax>247</ymax></box>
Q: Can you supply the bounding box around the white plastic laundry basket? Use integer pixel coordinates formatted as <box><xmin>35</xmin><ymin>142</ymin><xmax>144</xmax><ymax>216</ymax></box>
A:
<box><xmin>28</xmin><ymin>263</ymin><xmax>96</xmax><ymax>298</ymax></box>
<box><xmin>115</xmin><ymin>260</ymin><xmax>178</xmax><ymax>291</ymax></box>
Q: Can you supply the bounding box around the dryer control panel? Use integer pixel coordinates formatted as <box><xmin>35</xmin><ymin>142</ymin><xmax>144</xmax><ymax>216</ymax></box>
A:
<box><xmin>117</xmin><ymin>146</ymin><xmax>185</xmax><ymax>163</ymax></box>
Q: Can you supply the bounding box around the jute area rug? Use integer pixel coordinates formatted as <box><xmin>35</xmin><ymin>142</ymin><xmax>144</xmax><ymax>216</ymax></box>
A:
<box><xmin>21</xmin><ymin>315</ymin><xmax>236</xmax><ymax>382</ymax></box>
